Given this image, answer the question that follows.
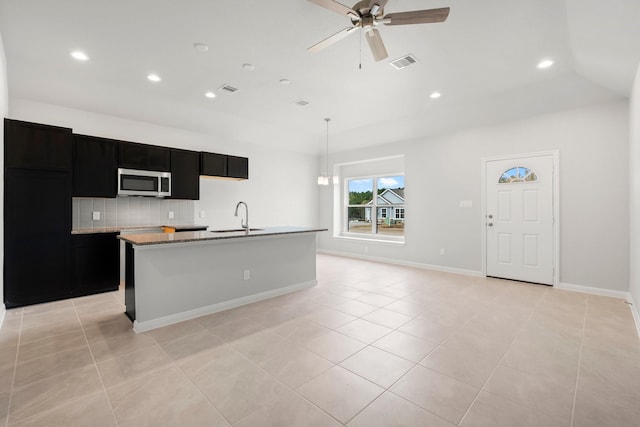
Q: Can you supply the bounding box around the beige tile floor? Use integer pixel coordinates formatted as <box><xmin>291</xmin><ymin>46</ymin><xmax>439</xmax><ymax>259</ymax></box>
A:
<box><xmin>1</xmin><ymin>254</ymin><xmax>639</xmax><ymax>426</ymax></box>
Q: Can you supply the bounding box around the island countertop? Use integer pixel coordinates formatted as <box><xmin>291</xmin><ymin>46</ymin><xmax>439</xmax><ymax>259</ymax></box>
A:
<box><xmin>118</xmin><ymin>226</ymin><xmax>327</xmax><ymax>246</ymax></box>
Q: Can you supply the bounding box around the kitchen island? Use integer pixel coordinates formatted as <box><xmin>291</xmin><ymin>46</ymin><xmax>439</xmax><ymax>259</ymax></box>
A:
<box><xmin>119</xmin><ymin>226</ymin><xmax>326</xmax><ymax>332</ymax></box>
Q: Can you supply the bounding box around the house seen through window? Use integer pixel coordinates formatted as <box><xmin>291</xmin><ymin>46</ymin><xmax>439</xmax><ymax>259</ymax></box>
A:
<box><xmin>346</xmin><ymin>175</ymin><xmax>405</xmax><ymax>238</ymax></box>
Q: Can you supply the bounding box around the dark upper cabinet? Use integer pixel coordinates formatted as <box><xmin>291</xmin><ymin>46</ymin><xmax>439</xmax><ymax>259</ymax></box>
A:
<box><xmin>200</xmin><ymin>152</ymin><xmax>227</xmax><ymax>177</ymax></box>
<box><xmin>73</xmin><ymin>134</ymin><xmax>118</xmax><ymax>198</ymax></box>
<box><xmin>170</xmin><ymin>148</ymin><xmax>200</xmax><ymax>200</ymax></box>
<box><xmin>228</xmin><ymin>155</ymin><xmax>249</xmax><ymax>179</ymax></box>
<box><xmin>119</xmin><ymin>141</ymin><xmax>170</xmax><ymax>172</ymax></box>
<box><xmin>4</xmin><ymin>169</ymin><xmax>72</xmax><ymax>308</ymax></box>
<box><xmin>200</xmin><ymin>152</ymin><xmax>248</xmax><ymax>179</ymax></box>
<box><xmin>4</xmin><ymin>118</ymin><xmax>73</xmax><ymax>171</ymax></box>
<box><xmin>73</xmin><ymin>233</ymin><xmax>120</xmax><ymax>295</ymax></box>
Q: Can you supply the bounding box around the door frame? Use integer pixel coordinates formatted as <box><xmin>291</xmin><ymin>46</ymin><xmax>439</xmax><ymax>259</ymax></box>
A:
<box><xmin>481</xmin><ymin>150</ymin><xmax>560</xmax><ymax>286</ymax></box>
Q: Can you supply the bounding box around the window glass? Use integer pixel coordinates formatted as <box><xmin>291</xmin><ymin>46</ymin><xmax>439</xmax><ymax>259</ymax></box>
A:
<box><xmin>346</xmin><ymin>175</ymin><xmax>404</xmax><ymax>238</ymax></box>
<box><xmin>499</xmin><ymin>166</ymin><xmax>538</xmax><ymax>183</ymax></box>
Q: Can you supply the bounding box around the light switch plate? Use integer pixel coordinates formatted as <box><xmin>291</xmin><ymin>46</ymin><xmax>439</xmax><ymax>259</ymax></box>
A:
<box><xmin>168</xmin><ymin>211</ymin><xmax>175</xmax><ymax>219</ymax></box>
<box><xmin>199</xmin><ymin>211</ymin><xmax>206</xmax><ymax>219</ymax></box>
<box><xmin>92</xmin><ymin>211</ymin><xmax>101</xmax><ymax>220</ymax></box>
<box><xmin>459</xmin><ymin>200</ymin><xmax>473</xmax><ymax>208</ymax></box>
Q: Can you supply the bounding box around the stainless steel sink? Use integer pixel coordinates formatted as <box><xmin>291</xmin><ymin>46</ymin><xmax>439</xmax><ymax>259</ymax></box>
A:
<box><xmin>210</xmin><ymin>228</ymin><xmax>264</xmax><ymax>233</ymax></box>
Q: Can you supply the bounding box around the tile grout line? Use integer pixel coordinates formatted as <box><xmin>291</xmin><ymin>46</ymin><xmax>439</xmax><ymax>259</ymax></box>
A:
<box><xmin>72</xmin><ymin>300</ymin><xmax>121</xmax><ymax>427</ymax></box>
<box><xmin>456</xmin><ymin>289</ymin><xmax>549</xmax><ymax>426</ymax></box>
<box><xmin>4</xmin><ymin>309</ymin><xmax>23</xmax><ymax>427</ymax></box>
<box><xmin>569</xmin><ymin>295</ymin><xmax>589</xmax><ymax>427</ymax></box>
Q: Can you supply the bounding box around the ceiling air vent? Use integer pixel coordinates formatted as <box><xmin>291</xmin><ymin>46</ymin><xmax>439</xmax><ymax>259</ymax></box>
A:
<box><xmin>293</xmin><ymin>99</ymin><xmax>310</xmax><ymax>107</ymax></box>
<box><xmin>219</xmin><ymin>84</ymin><xmax>239</xmax><ymax>94</ymax></box>
<box><xmin>389</xmin><ymin>54</ymin><xmax>418</xmax><ymax>70</ymax></box>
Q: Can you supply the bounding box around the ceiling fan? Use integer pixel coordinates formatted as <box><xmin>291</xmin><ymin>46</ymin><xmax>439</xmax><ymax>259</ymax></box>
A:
<box><xmin>307</xmin><ymin>0</ymin><xmax>450</xmax><ymax>62</ymax></box>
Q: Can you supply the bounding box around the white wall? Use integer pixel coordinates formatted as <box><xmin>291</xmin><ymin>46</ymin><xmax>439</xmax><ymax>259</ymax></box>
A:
<box><xmin>8</xmin><ymin>98</ymin><xmax>320</xmax><ymax>231</ymax></box>
<box><xmin>319</xmin><ymin>101</ymin><xmax>630</xmax><ymax>293</ymax></box>
<box><xmin>629</xmin><ymin>63</ymin><xmax>640</xmax><ymax>328</ymax></box>
<box><xmin>0</xmin><ymin>32</ymin><xmax>8</xmax><ymax>321</ymax></box>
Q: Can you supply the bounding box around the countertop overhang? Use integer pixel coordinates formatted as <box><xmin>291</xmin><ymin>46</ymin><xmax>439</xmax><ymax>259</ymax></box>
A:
<box><xmin>118</xmin><ymin>226</ymin><xmax>327</xmax><ymax>246</ymax></box>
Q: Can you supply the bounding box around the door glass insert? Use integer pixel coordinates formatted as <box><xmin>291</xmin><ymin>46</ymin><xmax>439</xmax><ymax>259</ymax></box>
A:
<box><xmin>498</xmin><ymin>166</ymin><xmax>537</xmax><ymax>183</ymax></box>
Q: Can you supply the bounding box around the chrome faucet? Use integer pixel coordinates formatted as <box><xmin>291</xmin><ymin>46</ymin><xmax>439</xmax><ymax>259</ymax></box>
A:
<box><xmin>234</xmin><ymin>201</ymin><xmax>249</xmax><ymax>234</ymax></box>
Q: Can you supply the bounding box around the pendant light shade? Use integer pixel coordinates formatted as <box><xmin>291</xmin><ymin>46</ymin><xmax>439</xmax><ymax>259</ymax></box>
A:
<box><xmin>318</xmin><ymin>118</ymin><xmax>339</xmax><ymax>186</ymax></box>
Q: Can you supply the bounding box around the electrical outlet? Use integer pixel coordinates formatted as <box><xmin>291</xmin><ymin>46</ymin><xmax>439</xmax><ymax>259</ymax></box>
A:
<box><xmin>440</xmin><ymin>248</ymin><xmax>446</xmax><ymax>256</ymax></box>
<box><xmin>243</xmin><ymin>270</ymin><xmax>250</xmax><ymax>281</ymax></box>
<box><xmin>199</xmin><ymin>210</ymin><xmax>206</xmax><ymax>219</ymax></box>
<box><xmin>364</xmin><ymin>245</ymin><xmax>369</xmax><ymax>253</ymax></box>
<box><xmin>168</xmin><ymin>211</ymin><xmax>175</xmax><ymax>219</ymax></box>
<box><xmin>92</xmin><ymin>211</ymin><xmax>100</xmax><ymax>221</ymax></box>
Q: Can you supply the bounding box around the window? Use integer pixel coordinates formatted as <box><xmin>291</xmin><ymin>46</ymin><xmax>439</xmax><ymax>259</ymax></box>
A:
<box><xmin>346</xmin><ymin>175</ymin><xmax>405</xmax><ymax>238</ymax></box>
<box><xmin>499</xmin><ymin>166</ymin><xmax>537</xmax><ymax>183</ymax></box>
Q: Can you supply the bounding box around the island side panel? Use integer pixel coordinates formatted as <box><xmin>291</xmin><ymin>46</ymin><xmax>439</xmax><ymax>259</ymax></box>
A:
<box><xmin>124</xmin><ymin>242</ymin><xmax>136</xmax><ymax>321</ymax></box>
<box><xmin>133</xmin><ymin>233</ymin><xmax>317</xmax><ymax>329</ymax></box>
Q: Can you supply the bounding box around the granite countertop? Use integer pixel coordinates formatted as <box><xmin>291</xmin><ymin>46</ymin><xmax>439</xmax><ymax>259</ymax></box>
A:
<box><xmin>117</xmin><ymin>226</ymin><xmax>327</xmax><ymax>246</ymax></box>
<box><xmin>71</xmin><ymin>224</ymin><xmax>209</xmax><ymax>235</ymax></box>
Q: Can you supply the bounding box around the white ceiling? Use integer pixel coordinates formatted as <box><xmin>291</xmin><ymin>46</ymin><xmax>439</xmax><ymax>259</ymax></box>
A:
<box><xmin>1</xmin><ymin>0</ymin><xmax>639</xmax><ymax>155</ymax></box>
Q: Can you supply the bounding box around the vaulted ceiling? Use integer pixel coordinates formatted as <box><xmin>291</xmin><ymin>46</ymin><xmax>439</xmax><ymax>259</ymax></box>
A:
<box><xmin>1</xmin><ymin>0</ymin><xmax>638</xmax><ymax>154</ymax></box>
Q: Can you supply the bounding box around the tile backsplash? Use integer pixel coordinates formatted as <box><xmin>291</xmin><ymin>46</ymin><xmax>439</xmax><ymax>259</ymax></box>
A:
<box><xmin>73</xmin><ymin>197</ymin><xmax>195</xmax><ymax>229</ymax></box>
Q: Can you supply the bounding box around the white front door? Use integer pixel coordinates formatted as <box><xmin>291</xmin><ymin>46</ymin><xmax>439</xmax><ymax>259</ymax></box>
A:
<box><xmin>485</xmin><ymin>154</ymin><xmax>555</xmax><ymax>285</ymax></box>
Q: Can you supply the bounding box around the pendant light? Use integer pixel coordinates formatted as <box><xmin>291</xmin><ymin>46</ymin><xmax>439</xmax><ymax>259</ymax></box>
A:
<box><xmin>317</xmin><ymin>117</ymin><xmax>339</xmax><ymax>186</ymax></box>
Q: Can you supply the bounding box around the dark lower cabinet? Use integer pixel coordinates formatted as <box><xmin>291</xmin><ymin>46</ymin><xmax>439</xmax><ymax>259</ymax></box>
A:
<box><xmin>4</xmin><ymin>169</ymin><xmax>73</xmax><ymax>308</ymax></box>
<box><xmin>170</xmin><ymin>148</ymin><xmax>200</xmax><ymax>200</ymax></box>
<box><xmin>73</xmin><ymin>233</ymin><xmax>120</xmax><ymax>295</ymax></box>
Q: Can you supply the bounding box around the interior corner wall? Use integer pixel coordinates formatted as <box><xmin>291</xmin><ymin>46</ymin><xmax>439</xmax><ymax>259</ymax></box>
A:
<box><xmin>318</xmin><ymin>101</ymin><xmax>630</xmax><ymax>293</ymax></box>
<box><xmin>0</xmin><ymin>32</ymin><xmax>8</xmax><ymax>321</ymax></box>
<box><xmin>629</xmin><ymin>63</ymin><xmax>640</xmax><ymax>327</ymax></box>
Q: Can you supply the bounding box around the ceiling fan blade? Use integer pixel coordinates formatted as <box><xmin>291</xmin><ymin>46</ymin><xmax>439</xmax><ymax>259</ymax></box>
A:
<box><xmin>365</xmin><ymin>29</ymin><xmax>388</xmax><ymax>61</ymax></box>
<box><xmin>308</xmin><ymin>26</ymin><xmax>359</xmax><ymax>53</ymax></box>
<box><xmin>383</xmin><ymin>7</ymin><xmax>450</xmax><ymax>26</ymax></box>
<box><xmin>307</xmin><ymin>0</ymin><xmax>358</xmax><ymax>17</ymax></box>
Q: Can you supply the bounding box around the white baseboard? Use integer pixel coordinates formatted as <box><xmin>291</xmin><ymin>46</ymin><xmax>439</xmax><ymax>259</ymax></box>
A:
<box><xmin>556</xmin><ymin>282</ymin><xmax>630</xmax><ymax>299</ymax></box>
<box><xmin>133</xmin><ymin>280</ymin><xmax>317</xmax><ymax>333</ymax></box>
<box><xmin>317</xmin><ymin>249</ymin><xmax>483</xmax><ymax>278</ymax></box>
<box><xmin>629</xmin><ymin>292</ymin><xmax>640</xmax><ymax>338</ymax></box>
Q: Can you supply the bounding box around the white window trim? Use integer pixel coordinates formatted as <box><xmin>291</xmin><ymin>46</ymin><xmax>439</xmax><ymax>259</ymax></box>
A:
<box><xmin>341</xmin><ymin>173</ymin><xmax>405</xmax><ymax>242</ymax></box>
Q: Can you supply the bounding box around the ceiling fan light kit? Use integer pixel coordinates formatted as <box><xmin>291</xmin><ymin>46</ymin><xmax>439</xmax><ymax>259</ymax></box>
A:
<box><xmin>307</xmin><ymin>0</ymin><xmax>450</xmax><ymax>62</ymax></box>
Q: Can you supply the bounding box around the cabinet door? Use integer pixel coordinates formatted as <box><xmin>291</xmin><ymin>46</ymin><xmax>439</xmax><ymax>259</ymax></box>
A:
<box><xmin>170</xmin><ymin>149</ymin><xmax>200</xmax><ymax>200</ymax></box>
<box><xmin>119</xmin><ymin>141</ymin><xmax>170</xmax><ymax>171</ymax></box>
<box><xmin>73</xmin><ymin>233</ymin><xmax>120</xmax><ymax>295</ymax></box>
<box><xmin>73</xmin><ymin>135</ymin><xmax>118</xmax><ymax>197</ymax></box>
<box><xmin>4</xmin><ymin>119</ymin><xmax>73</xmax><ymax>171</ymax></box>
<box><xmin>4</xmin><ymin>169</ymin><xmax>72</xmax><ymax>307</ymax></box>
<box><xmin>146</xmin><ymin>145</ymin><xmax>171</xmax><ymax>171</ymax></box>
<box><xmin>200</xmin><ymin>152</ymin><xmax>227</xmax><ymax>177</ymax></box>
<box><xmin>227</xmin><ymin>155</ymin><xmax>249</xmax><ymax>179</ymax></box>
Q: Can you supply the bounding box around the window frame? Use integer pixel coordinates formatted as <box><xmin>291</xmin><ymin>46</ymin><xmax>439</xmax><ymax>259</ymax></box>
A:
<box><xmin>342</xmin><ymin>173</ymin><xmax>405</xmax><ymax>243</ymax></box>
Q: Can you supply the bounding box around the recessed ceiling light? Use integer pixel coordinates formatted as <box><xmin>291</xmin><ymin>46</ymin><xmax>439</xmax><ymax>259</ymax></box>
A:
<box><xmin>70</xmin><ymin>50</ymin><xmax>89</xmax><ymax>61</ymax></box>
<box><xmin>280</xmin><ymin>79</ymin><xmax>291</xmax><ymax>85</ymax></box>
<box><xmin>537</xmin><ymin>59</ymin><xmax>554</xmax><ymax>69</ymax></box>
<box><xmin>193</xmin><ymin>43</ymin><xmax>209</xmax><ymax>53</ymax></box>
<box><xmin>242</xmin><ymin>63</ymin><xmax>255</xmax><ymax>71</ymax></box>
<box><xmin>147</xmin><ymin>74</ymin><xmax>161</xmax><ymax>82</ymax></box>
<box><xmin>430</xmin><ymin>92</ymin><xmax>441</xmax><ymax>99</ymax></box>
<box><xmin>205</xmin><ymin>91</ymin><xmax>216</xmax><ymax>98</ymax></box>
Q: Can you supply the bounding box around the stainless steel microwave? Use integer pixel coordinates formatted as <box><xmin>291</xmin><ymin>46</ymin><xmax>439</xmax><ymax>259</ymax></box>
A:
<box><xmin>118</xmin><ymin>168</ymin><xmax>171</xmax><ymax>197</ymax></box>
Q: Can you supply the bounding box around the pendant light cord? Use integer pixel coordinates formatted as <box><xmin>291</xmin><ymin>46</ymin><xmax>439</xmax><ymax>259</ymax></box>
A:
<box><xmin>325</xmin><ymin>118</ymin><xmax>330</xmax><ymax>176</ymax></box>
